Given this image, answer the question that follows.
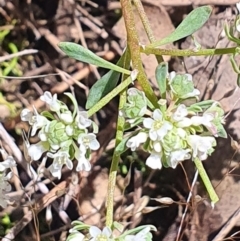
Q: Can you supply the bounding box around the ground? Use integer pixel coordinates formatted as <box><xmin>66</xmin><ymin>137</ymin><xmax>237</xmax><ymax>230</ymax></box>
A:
<box><xmin>0</xmin><ymin>0</ymin><xmax>240</xmax><ymax>241</ymax></box>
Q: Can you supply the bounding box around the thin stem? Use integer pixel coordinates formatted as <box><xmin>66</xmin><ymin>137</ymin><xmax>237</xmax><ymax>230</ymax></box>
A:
<box><xmin>87</xmin><ymin>75</ymin><xmax>133</xmax><ymax>117</ymax></box>
<box><xmin>132</xmin><ymin>0</ymin><xmax>163</xmax><ymax>63</ymax></box>
<box><xmin>105</xmin><ymin>48</ymin><xmax>131</xmax><ymax>227</ymax></box>
<box><xmin>142</xmin><ymin>46</ymin><xmax>237</xmax><ymax>57</ymax></box>
<box><xmin>105</xmin><ymin>87</ymin><xmax>127</xmax><ymax>228</ymax></box>
<box><xmin>193</xmin><ymin>157</ymin><xmax>219</xmax><ymax>205</ymax></box>
<box><xmin>120</xmin><ymin>0</ymin><xmax>158</xmax><ymax>107</ymax></box>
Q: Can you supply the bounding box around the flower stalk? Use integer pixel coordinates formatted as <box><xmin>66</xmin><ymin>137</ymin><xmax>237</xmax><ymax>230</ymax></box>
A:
<box><xmin>120</xmin><ymin>0</ymin><xmax>158</xmax><ymax>107</ymax></box>
<box><xmin>194</xmin><ymin>157</ymin><xmax>219</xmax><ymax>204</ymax></box>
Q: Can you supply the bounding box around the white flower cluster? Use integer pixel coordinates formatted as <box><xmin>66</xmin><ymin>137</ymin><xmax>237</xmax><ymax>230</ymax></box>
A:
<box><xmin>236</xmin><ymin>2</ymin><xmax>240</xmax><ymax>32</ymax></box>
<box><xmin>21</xmin><ymin>91</ymin><xmax>100</xmax><ymax>179</ymax></box>
<box><xmin>123</xmin><ymin>71</ymin><xmax>226</xmax><ymax>170</ymax></box>
<box><xmin>67</xmin><ymin>222</ymin><xmax>154</xmax><ymax>241</ymax></box>
<box><xmin>0</xmin><ymin>149</ymin><xmax>16</xmax><ymax>207</ymax></box>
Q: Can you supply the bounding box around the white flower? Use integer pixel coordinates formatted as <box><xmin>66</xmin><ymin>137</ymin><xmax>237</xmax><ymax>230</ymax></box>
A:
<box><xmin>143</xmin><ymin>109</ymin><xmax>172</xmax><ymax>141</ymax></box>
<box><xmin>20</xmin><ymin>108</ymin><xmax>34</xmax><ymax>124</ymax></box>
<box><xmin>75</xmin><ymin>152</ymin><xmax>91</xmax><ymax>172</ymax></box>
<box><xmin>168</xmin><ymin>71</ymin><xmax>176</xmax><ymax>82</ymax></box>
<box><xmin>237</xmin><ymin>2</ymin><xmax>240</xmax><ymax>14</ymax></box>
<box><xmin>191</xmin><ymin>113</ymin><xmax>218</xmax><ymax>136</ymax></box>
<box><xmin>78</xmin><ymin>133</ymin><xmax>100</xmax><ymax>151</ymax></box>
<box><xmin>172</xmin><ymin>104</ymin><xmax>192</xmax><ymax>127</ymax></box>
<box><xmin>167</xmin><ymin>149</ymin><xmax>191</xmax><ymax>168</ymax></box>
<box><xmin>75</xmin><ymin>146</ymin><xmax>91</xmax><ymax>172</ymax></box>
<box><xmin>66</xmin><ymin>125</ymin><xmax>74</xmax><ymax>136</ymax></box>
<box><xmin>60</xmin><ymin>111</ymin><xmax>74</xmax><ymax>124</ymax></box>
<box><xmin>40</xmin><ymin>91</ymin><xmax>61</xmax><ymax>112</ymax></box>
<box><xmin>68</xmin><ymin>229</ymin><xmax>85</xmax><ymax>241</ymax></box>
<box><xmin>38</xmin><ymin>128</ymin><xmax>48</xmax><ymax>142</ymax></box>
<box><xmin>28</xmin><ymin>141</ymin><xmax>50</xmax><ymax>161</ymax></box>
<box><xmin>76</xmin><ymin>111</ymin><xmax>92</xmax><ymax>129</ymax></box>
<box><xmin>125</xmin><ymin>227</ymin><xmax>151</xmax><ymax>241</ymax></box>
<box><xmin>89</xmin><ymin>226</ymin><xmax>112</xmax><ymax>241</ymax></box>
<box><xmin>152</xmin><ymin>140</ymin><xmax>162</xmax><ymax>153</ymax></box>
<box><xmin>21</xmin><ymin>107</ymin><xmax>49</xmax><ymax>136</ymax></box>
<box><xmin>126</xmin><ymin>132</ymin><xmax>148</xmax><ymax>151</ymax></box>
<box><xmin>187</xmin><ymin>135</ymin><xmax>216</xmax><ymax>160</ymax></box>
<box><xmin>0</xmin><ymin>156</ymin><xmax>16</xmax><ymax>172</ymax></box>
<box><xmin>146</xmin><ymin>152</ymin><xmax>162</xmax><ymax>169</ymax></box>
<box><xmin>0</xmin><ymin>172</ymin><xmax>14</xmax><ymax>208</ymax></box>
<box><xmin>191</xmin><ymin>113</ymin><xmax>214</xmax><ymax>127</ymax></box>
<box><xmin>47</xmin><ymin>151</ymin><xmax>73</xmax><ymax>179</ymax></box>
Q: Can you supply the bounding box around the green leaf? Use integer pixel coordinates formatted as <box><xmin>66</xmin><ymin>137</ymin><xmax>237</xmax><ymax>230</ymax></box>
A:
<box><xmin>58</xmin><ymin>42</ymin><xmax>131</xmax><ymax>75</ymax></box>
<box><xmin>189</xmin><ymin>100</ymin><xmax>215</xmax><ymax>110</ymax></box>
<box><xmin>216</xmin><ymin>124</ymin><xmax>227</xmax><ymax>138</ymax></box>
<box><xmin>41</xmin><ymin>111</ymin><xmax>55</xmax><ymax>120</ymax></box>
<box><xmin>64</xmin><ymin>92</ymin><xmax>78</xmax><ymax>118</ymax></box>
<box><xmin>237</xmin><ymin>74</ymin><xmax>240</xmax><ymax>87</ymax></box>
<box><xmin>86</xmin><ymin>50</ymin><xmax>130</xmax><ymax>109</ymax></box>
<box><xmin>187</xmin><ymin>105</ymin><xmax>202</xmax><ymax>113</ymax></box>
<box><xmin>124</xmin><ymin>117</ymin><xmax>144</xmax><ymax>131</ymax></box>
<box><xmin>155</xmin><ymin>62</ymin><xmax>168</xmax><ymax>98</ymax></box>
<box><xmin>123</xmin><ymin>88</ymin><xmax>147</xmax><ymax>119</ymax></box>
<box><xmin>113</xmin><ymin>221</ymin><xmax>124</xmax><ymax>233</ymax></box>
<box><xmin>115</xmin><ymin>130</ymin><xmax>139</xmax><ymax>155</ymax></box>
<box><xmin>115</xmin><ymin>135</ymin><xmax>131</xmax><ymax>155</ymax></box>
<box><xmin>86</xmin><ymin>70</ymin><xmax>119</xmax><ymax>109</ymax></box>
<box><xmin>170</xmin><ymin>74</ymin><xmax>194</xmax><ymax>98</ymax></box>
<box><xmin>87</xmin><ymin>73</ymin><xmax>135</xmax><ymax>117</ymax></box>
<box><xmin>149</xmin><ymin>6</ymin><xmax>212</xmax><ymax>47</ymax></box>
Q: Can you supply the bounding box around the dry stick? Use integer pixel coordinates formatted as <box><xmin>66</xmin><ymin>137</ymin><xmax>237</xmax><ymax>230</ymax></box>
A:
<box><xmin>0</xmin><ymin>49</ymin><xmax>38</xmax><ymax>63</ymax></box>
<box><xmin>76</xmin><ymin>2</ymin><xmax>103</xmax><ymax>27</ymax></box>
<box><xmin>0</xmin><ymin>123</ymin><xmax>48</xmax><ymax>198</ymax></box>
<box><xmin>133</xmin><ymin>0</ymin><xmax>163</xmax><ymax>63</ymax></box>
<box><xmin>4</xmin><ymin>50</ymin><xmax>115</xmax><ymax>128</ymax></box>
<box><xmin>73</xmin><ymin>6</ymin><xmax>101</xmax><ymax>79</ymax></box>
<box><xmin>2</xmin><ymin>181</ymin><xmax>67</xmax><ymax>241</ymax></box>
<box><xmin>212</xmin><ymin>207</ymin><xmax>240</xmax><ymax>241</ymax></box>
<box><xmin>176</xmin><ymin>170</ymin><xmax>199</xmax><ymax>241</ymax></box>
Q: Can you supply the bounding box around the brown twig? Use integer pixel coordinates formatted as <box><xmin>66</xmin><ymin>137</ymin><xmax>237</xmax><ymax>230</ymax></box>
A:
<box><xmin>0</xmin><ymin>49</ymin><xmax>38</xmax><ymax>63</ymax></box>
<box><xmin>2</xmin><ymin>181</ymin><xmax>67</xmax><ymax>241</ymax></box>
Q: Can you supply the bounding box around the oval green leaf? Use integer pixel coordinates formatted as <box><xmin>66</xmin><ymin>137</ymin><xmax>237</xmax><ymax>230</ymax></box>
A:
<box><xmin>58</xmin><ymin>42</ymin><xmax>131</xmax><ymax>75</ymax></box>
<box><xmin>86</xmin><ymin>50</ymin><xmax>130</xmax><ymax>109</ymax></box>
<box><xmin>149</xmin><ymin>6</ymin><xmax>212</xmax><ymax>48</ymax></box>
<box><xmin>86</xmin><ymin>70</ymin><xmax>120</xmax><ymax>109</ymax></box>
<box><xmin>155</xmin><ymin>62</ymin><xmax>168</xmax><ymax>98</ymax></box>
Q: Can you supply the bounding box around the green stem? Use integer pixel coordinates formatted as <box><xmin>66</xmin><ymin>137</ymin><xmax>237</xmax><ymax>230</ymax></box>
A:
<box><xmin>87</xmin><ymin>75</ymin><xmax>133</xmax><ymax>117</ymax></box>
<box><xmin>142</xmin><ymin>46</ymin><xmax>237</xmax><ymax>57</ymax></box>
<box><xmin>120</xmin><ymin>0</ymin><xmax>158</xmax><ymax>107</ymax></box>
<box><xmin>133</xmin><ymin>0</ymin><xmax>163</xmax><ymax>63</ymax></box>
<box><xmin>193</xmin><ymin>157</ymin><xmax>219</xmax><ymax>204</ymax></box>
<box><xmin>105</xmin><ymin>86</ymin><xmax>127</xmax><ymax>228</ymax></box>
<box><xmin>105</xmin><ymin>47</ymin><xmax>131</xmax><ymax>227</ymax></box>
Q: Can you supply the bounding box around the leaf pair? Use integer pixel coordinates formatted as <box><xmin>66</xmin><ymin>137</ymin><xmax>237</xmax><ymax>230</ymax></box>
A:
<box><xmin>58</xmin><ymin>5</ymin><xmax>212</xmax><ymax>111</ymax></box>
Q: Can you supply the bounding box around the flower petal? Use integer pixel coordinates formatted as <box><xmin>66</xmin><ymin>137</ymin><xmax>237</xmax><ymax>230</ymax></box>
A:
<box><xmin>153</xmin><ymin>141</ymin><xmax>162</xmax><ymax>153</ymax></box>
<box><xmin>146</xmin><ymin>153</ymin><xmax>162</xmax><ymax>169</ymax></box>
<box><xmin>102</xmin><ymin>227</ymin><xmax>112</xmax><ymax>237</ymax></box>
<box><xmin>143</xmin><ymin>118</ymin><xmax>154</xmax><ymax>129</ymax></box>
<box><xmin>28</xmin><ymin>142</ymin><xmax>49</xmax><ymax>161</ymax></box>
<box><xmin>89</xmin><ymin>226</ymin><xmax>101</xmax><ymax>237</ymax></box>
<box><xmin>153</xmin><ymin>109</ymin><xmax>163</xmax><ymax>121</ymax></box>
